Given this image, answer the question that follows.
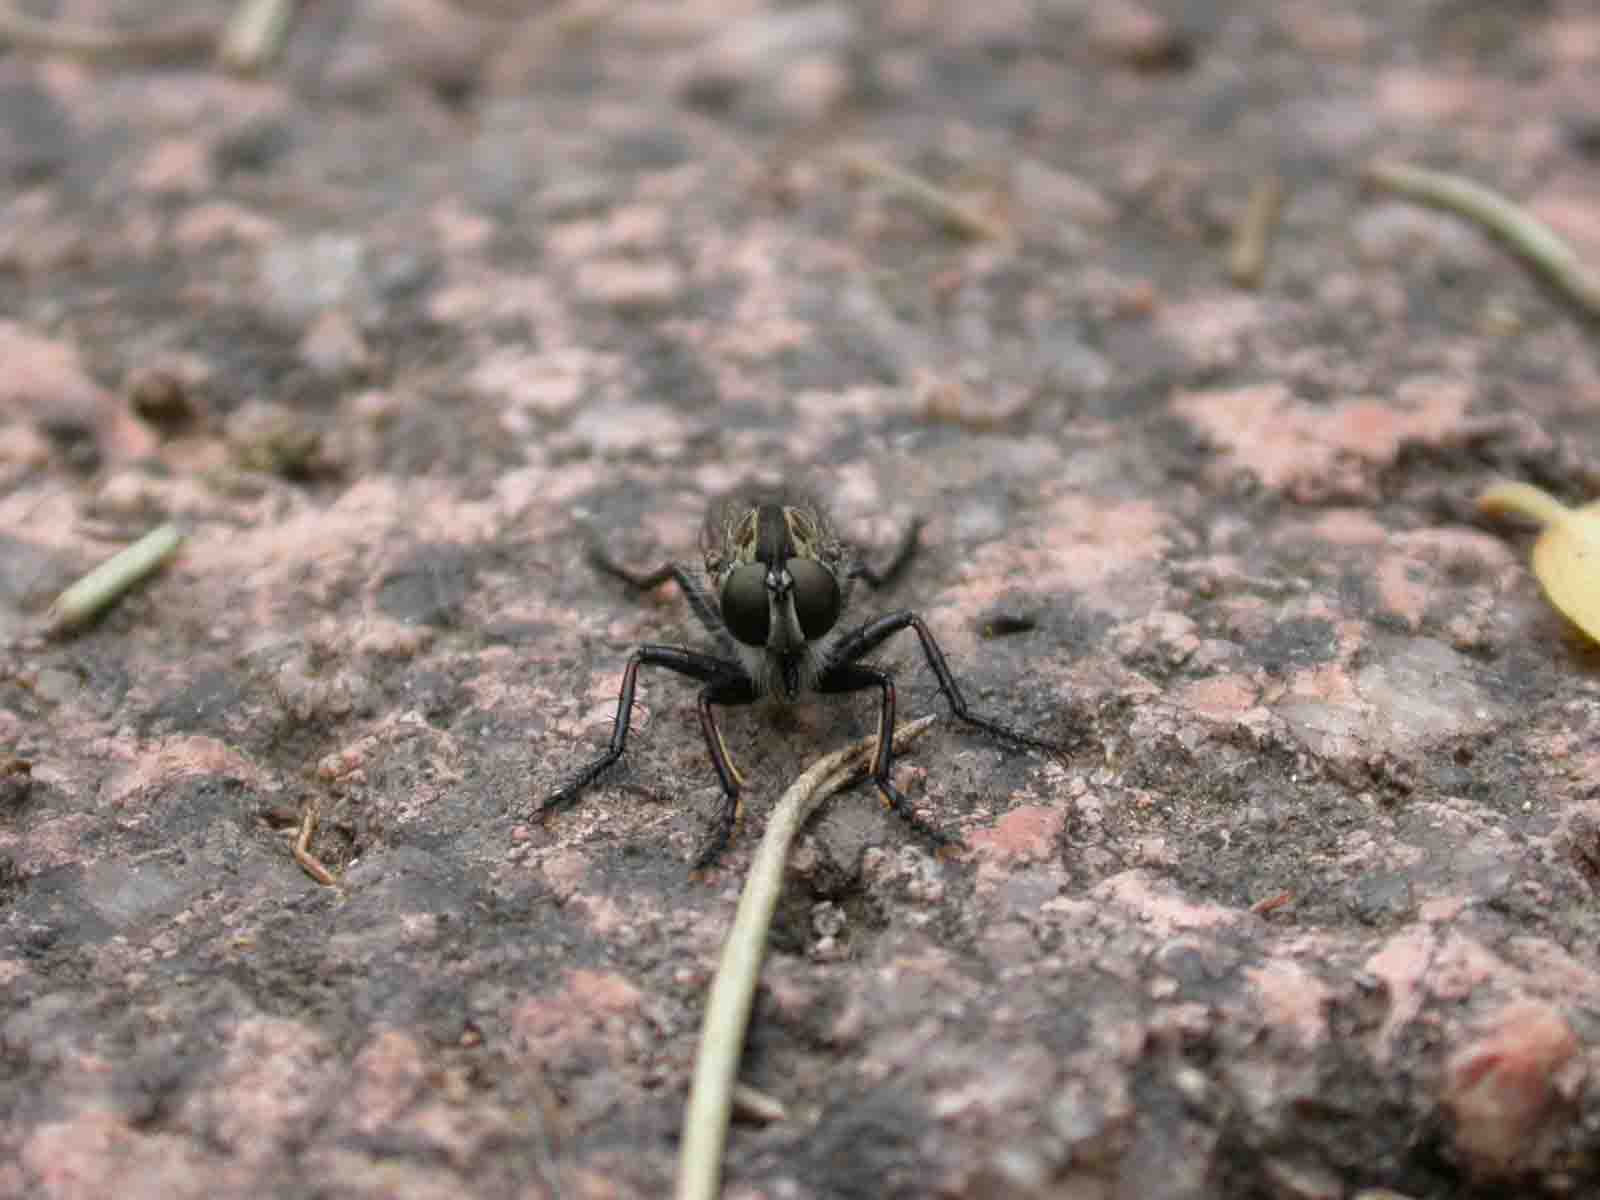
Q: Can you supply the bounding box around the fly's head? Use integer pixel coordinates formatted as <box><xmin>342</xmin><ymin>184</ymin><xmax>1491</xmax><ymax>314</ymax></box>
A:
<box><xmin>702</xmin><ymin>489</ymin><xmax>851</xmax><ymax>700</ymax></box>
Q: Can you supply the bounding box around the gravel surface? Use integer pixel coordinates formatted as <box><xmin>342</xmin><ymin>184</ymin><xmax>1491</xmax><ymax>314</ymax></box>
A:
<box><xmin>3</xmin><ymin>2</ymin><xmax>1600</xmax><ymax>1197</ymax></box>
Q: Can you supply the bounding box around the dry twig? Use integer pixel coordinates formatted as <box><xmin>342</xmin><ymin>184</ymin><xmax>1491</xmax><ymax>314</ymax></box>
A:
<box><xmin>0</xmin><ymin>2</ymin><xmax>215</xmax><ymax>61</ymax></box>
<box><xmin>293</xmin><ymin>802</ymin><xmax>338</xmax><ymax>886</ymax></box>
<box><xmin>675</xmin><ymin>715</ymin><xmax>939</xmax><ymax>1200</ymax></box>
<box><xmin>730</xmin><ymin>1082</ymin><xmax>788</xmax><ymax>1125</ymax></box>
<box><xmin>1227</xmin><ymin>173</ymin><xmax>1283</xmax><ymax>288</ymax></box>
<box><xmin>1364</xmin><ymin>160</ymin><xmax>1600</xmax><ymax>319</ymax></box>
<box><xmin>217</xmin><ymin>0</ymin><xmax>301</xmax><ymax>74</ymax></box>
<box><xmin>47</xmin><ymin>524</ymin><xmax>184</xmax><ymax>635</ymax></box>
<box><xmin>1250</xmin><ymin>889</ymin><xmax>1294</xmax><ymax>916</ymax></box>
<box><xmin>835</xmin><ymin>148</ymin><xmax>1009</xmax><ymax>241</ymax></box>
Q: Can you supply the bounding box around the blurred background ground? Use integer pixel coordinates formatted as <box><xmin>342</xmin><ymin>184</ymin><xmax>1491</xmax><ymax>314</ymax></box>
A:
<box><xmin>3</xmin><ymin>1</ymin><xmax>1600</xmax><ymax>1197</ymax></box>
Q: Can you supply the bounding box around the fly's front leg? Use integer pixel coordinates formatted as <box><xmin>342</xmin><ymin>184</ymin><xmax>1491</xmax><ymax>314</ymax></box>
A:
<box><xmin>813</xmin><ymin>662</ymin><xmax>953</xmax><ymax>851</ymax></box>
<box><xmin>826</xmin><ymin>610</ymin><xmax>1064</xmax><ymax>757</ymax></box>
<box><xmin>537</xmin><ymin>644</ymin><xmax>743</xmax><ymax>819</ymax></box>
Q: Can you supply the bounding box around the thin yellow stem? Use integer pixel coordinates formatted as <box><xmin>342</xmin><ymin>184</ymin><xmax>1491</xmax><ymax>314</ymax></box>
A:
<box><xmin>1477</xmin><ymin>480</ymin><xmax>1572</xmax><ymax>529</ymax></box>
<box><xmin>1365</xmin><ymin>161</ymin><xmax>1600</xmax><ymax>318</ymax></box>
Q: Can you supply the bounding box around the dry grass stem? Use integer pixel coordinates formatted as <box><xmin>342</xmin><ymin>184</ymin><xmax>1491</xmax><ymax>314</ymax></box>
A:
<box><xmin>675</xmin><ymin>715</ymin><xmax>939</xmax><ymax>1200</ymax></box>
<box><xmin>47</xmin><ymin>524</ymin><xmax>184</xmax><ymax>635</ymax></box>
<box><xmin>1227</xmin><ymin>173</ymin><xmax>1283</xmax><ymax>288</ymax></box>
<box><xmin>293</xmin><ymin>803</ymin><xmax>338</xmax><ymax>886</ymax></box>
<box><xmin>730</xmin><ymin>1083</ymin><xmax>788</xmax><ymax>1124</ymax></box>
<box><xmin>218</xmin><ymin>0</ymin><xmax>301</xmax><ymax>74</ymax></box>
<box><xmin>835</xmin><ymin>148</ymin><xmax>1009</xmax><ymax>241</ymax></box>
<box><xmin>0</xmin><ymin>2</ymin><xmax>214</xmax><ymax>60</ymax></box>
<box><xmin>1365</xmin><ymin>161</ymin><xmax>1600</xmax><ymax>318</ymax></box>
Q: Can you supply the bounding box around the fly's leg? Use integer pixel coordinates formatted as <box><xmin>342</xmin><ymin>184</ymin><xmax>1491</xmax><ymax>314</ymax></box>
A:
<box><xmin>813</xmin><ymin>661</ymin><xmax>952</xmax><ymax>850</ymax></box>
<box><xmin>538</xmin><ymin>644</ymin><xmax>743</xmax><ymax>816</ymax></box>
<box><xmin>539</xmin><ymin>643</ymin><xmax>766</xmax><ymax>869</ymax></box>
<box><xmin>852</xmin><ymin>517</ymin><xmax>924</xmax><ymax>590</ymax></box>
<box><xmin>813</xmin><ymin>610</ymin><xmax>1066</xmax><ymax>849</ymax></box>
<box><xmin>825</xmin><ymin>610</ymin><xmax>1063</xmax><ymax>755</ymax></box>
<box><xmin>586</xmin><ymin>547</ymin><xmax>730</xmax><ymax>651</ymax></box>
<box><xmin>690</xmin><ymin>674</ymin><xmax>760</xmax><ymax>869</ymax></box>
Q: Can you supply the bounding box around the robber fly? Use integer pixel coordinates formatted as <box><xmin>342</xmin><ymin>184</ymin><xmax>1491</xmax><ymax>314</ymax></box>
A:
<box><xmin>538</xmin><ymin>483</ymin><xmax>1062</xmax><ymax>868</ymax></box>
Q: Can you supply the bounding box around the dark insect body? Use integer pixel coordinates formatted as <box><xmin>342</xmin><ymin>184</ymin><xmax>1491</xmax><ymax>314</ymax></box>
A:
<box><xmin>539</xmin><ymin>485</ymin><xmax>1062</xmax><ymax>868</ymax></box>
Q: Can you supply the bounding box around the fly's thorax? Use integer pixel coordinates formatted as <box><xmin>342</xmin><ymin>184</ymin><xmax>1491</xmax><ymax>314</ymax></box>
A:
<box><xmin>702</xmin><ymin>489</ymin><xmax>846</xmax><ymax>572</ymax></box>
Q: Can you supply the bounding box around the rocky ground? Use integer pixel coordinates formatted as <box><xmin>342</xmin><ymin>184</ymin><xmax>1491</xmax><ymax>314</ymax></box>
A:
<box><xmin>3</xmin><ymin>1</ymin><xmax>1600</xmax><ymax>1197</ymax></box>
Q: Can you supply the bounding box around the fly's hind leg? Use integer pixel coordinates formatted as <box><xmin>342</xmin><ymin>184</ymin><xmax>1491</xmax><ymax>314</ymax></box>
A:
<box><xmin>586</xmin><ymin>545</ymin><xmax>730</xmax><ymax>651</ymax></box>
<box><xmin>853</xmin><ymin>517</ymin><xmax>924</xmax><ymax>590</ymax></box>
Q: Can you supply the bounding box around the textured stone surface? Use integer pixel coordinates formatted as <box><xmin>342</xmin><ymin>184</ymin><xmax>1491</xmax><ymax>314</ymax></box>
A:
<box><xmin>2</xmin><ymin>2</ymin><xmax>1600</xmax><ymax>1197</ymax></box>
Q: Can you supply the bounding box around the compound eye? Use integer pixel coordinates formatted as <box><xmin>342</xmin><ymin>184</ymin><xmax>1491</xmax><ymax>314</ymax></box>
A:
<box><xmin>788</xmin><ymin>558</ymin><xmax>841</xmax><ymax>639</ymax></box>
<box><xmin>720</xmin><ymin>564</ymin><xmax>770</xmax><ymax>646</ymax></box>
